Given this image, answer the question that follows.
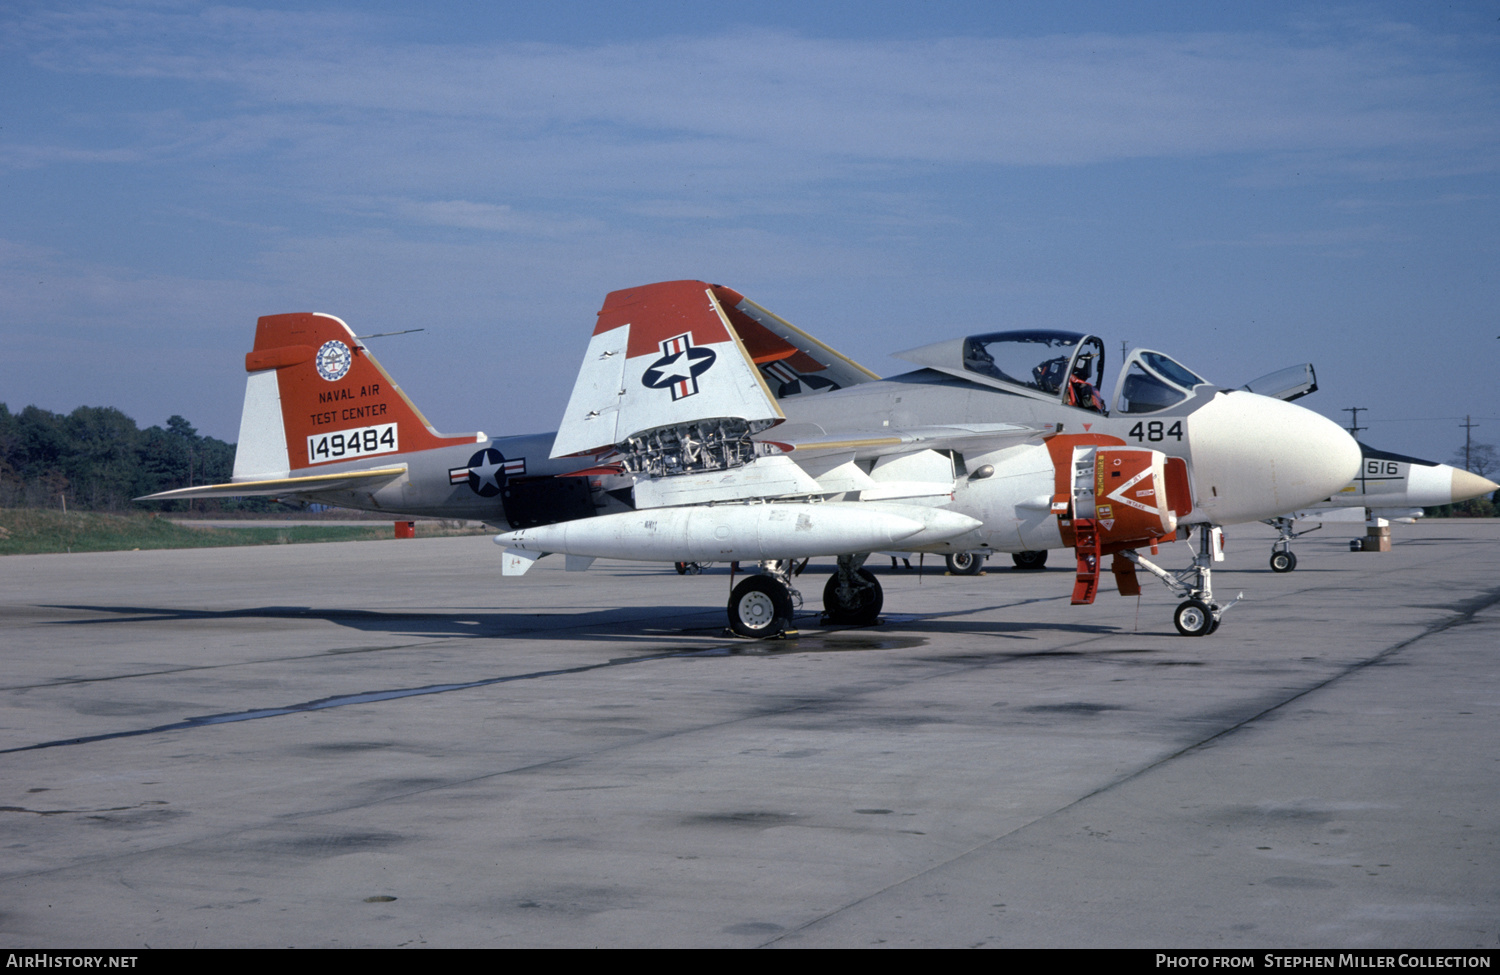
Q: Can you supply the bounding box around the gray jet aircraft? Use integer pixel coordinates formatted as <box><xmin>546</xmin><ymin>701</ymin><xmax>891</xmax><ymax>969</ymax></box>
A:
<box><xmin>494</xmin><ymin>281</ymin><xmax>1362</xmax><ymax>637</ymax></box>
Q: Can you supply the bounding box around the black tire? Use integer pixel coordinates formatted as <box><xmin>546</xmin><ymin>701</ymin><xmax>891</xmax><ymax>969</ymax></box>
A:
<box><xmin>728</xmin><ymin>575</ymin><xmax>792</xmax><ymax>638</ymax></box>
<box><xmin>1174</xmin><ymin>599</ymin><xmax>1215</xmax><ymax>637</ymax></box>
<box><xmin>675</xmin><ymin>562</ymin><xmax>690</xmax><ymax>575</ymax></box>
<box><xmin>1269</xmin><ymin>550</ymin><xmax>1297</xmax><ymax>573</ymax></box>
<box><xmin>945</xmin><ymin>552</ymin><xmax>983</xmax><ymax>576</ymax></box>
<box><xmin>822</xmin><ymin>568</ymin><xmax>884</xmax><ymax>626</ymax></box>
<box><xmin>1012</xmin><ymin>550</ymin><xmax>1049</xmax><ymax>570</ymax></box>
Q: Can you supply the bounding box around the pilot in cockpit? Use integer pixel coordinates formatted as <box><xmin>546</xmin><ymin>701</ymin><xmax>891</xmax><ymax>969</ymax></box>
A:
<box><xmin>1065</xmin><ymin>353</ymin><xmax>1106</xmax><ymax>414</ymax></box>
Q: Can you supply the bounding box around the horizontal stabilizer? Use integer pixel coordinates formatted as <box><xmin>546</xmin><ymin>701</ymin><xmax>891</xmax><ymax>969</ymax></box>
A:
<box><xmin>136</xmin><ymin>465</ymin><xmax>406</xmax><ymax>501</ymax></box>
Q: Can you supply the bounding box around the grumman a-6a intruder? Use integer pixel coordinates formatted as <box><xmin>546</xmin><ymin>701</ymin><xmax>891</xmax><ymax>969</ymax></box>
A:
<box><xmin>494</xmin><ymin>280</ymin><xmax>1362</xmax><ymax>637</ymax></box>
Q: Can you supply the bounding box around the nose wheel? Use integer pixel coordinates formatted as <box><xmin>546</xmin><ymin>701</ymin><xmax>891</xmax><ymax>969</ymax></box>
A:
<box><xmin>1263</xmin><ymin>516</ymin><xmax>1317</xmax><ymax>573</ymax></box>
<box><xmin>1173</xmin><ymin>598</ymin><xmax>1219</xmax><ymax>636</ymax></box>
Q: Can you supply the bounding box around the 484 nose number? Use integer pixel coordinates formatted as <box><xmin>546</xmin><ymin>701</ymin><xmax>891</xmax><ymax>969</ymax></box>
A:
<box><xmin>307</xmin><ymin>423</ymin><xmax>398</xmax><ymax>463</ymax></box>
<box><xmin>1128</xmin><ymin>420</ymin><xmax>1183</xmax><ymax>443</ymax></box>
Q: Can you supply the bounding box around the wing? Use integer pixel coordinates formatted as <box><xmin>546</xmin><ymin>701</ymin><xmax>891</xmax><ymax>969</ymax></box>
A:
<box><xmin>721</xmin><ymin>291</ymin><xmax>881</xmax><ymax>400</ymax></box>
<box><xmin>550</xmin><ymin>281</ymin><xmax>784</xmax><ymax>459</ymax></box>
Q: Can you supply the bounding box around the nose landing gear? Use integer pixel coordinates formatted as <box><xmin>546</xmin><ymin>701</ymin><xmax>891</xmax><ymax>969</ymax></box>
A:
<box><xmin>1264</xmin><ymin>516</ymin><xmax>1317</xmax><ymax>572</ymax></box>
<box><xmin>1122</xmin><ymin>525</ymin><xmax>1240</xmax><ymax>636</ymax></box>
<box><xmin>1173</xmin><ymin>598</ymin><xmax>1218</xmax><ymax>636</ymax></box>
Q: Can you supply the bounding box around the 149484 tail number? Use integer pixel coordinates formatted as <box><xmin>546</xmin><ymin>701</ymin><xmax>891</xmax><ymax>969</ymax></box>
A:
<box><xmin>307</xmin><ymin>423</ymin><xmax>398</xmax><ymax>464</ymax></box>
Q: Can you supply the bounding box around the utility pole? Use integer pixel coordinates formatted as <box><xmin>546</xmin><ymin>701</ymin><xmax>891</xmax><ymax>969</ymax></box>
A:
<box><xmin>1460</xmin><ymin>415</ymin><xmax>1478</xmax><ymax>471</ymax></box>
<box><xmin>1342</xmin><ymin>406</ymin><xmax>1367</xmax><ymax>438</ymax></box>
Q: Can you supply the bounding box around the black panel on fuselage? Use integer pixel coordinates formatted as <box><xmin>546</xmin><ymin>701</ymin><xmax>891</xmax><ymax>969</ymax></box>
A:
<box><xmin>502</xmin><ymin>477</ymin><xmax>596</xmax><ymax>529</ymax></box>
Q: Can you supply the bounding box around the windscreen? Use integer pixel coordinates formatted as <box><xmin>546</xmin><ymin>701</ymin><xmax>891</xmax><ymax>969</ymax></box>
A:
<box><xmin>1116</xmin><ymin>351</ymin><xmax>1208</xmax><ymax>414</ymax></box>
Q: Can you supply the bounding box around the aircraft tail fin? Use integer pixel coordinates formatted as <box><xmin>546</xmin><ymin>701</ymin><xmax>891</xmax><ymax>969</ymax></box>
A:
<box><xmin>233</xmin><ymin>313</ymin><xmax>480</xmax><ymax>480</ymax></box>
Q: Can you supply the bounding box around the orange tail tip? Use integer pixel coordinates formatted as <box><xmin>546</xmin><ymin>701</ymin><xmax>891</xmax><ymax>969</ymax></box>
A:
<box><xmin>232</xmin><ymin>312</ymin><xmax>478</xmax><ymax>479</ymax></box>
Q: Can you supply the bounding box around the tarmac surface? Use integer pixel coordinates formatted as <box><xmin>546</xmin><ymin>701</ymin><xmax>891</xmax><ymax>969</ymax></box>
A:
<box><xmin>1</xmin><ymin>520</ymin><xmax>1496</xmax><ymax>948</ymax></box>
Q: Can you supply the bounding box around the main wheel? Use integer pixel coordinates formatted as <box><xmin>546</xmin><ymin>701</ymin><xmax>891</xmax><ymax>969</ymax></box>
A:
<box><xmin>675</xmin><ymin>561</ymin><xmax>690</xmax><ymax>575</ymax></box>
<box><xmin>945</xmin><ymin>551</ymin><xmax>983</xmax><ymax>576</ymax></box>
<box><xmin>822</xmin><ymin>568</ymin><xmax>883</xmax><ymax>625</ymax></box>
<box><xmin>1174</xmin><ymin>599</ymin><xmax>1215</xmax><ymax>637</ymax></box>
<box><xmin>728</xmin><ymin>575</ymin><xmax>793</xmax><ymax>638</ymax></box>
<box><xmin>1269</xmin><ymin>550</ymin><xmax>1297</xmax><ymax>573</ymax></box>
<box><xmin>1012</xmin><ymin>550</ymin><xmax>1049</xmax><ymax>570</ymax></box>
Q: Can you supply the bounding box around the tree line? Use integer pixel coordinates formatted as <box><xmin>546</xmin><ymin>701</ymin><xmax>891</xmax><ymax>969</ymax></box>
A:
<box><xmin>0</xmin><ymin>403</ymin><xmax>268</xmax><ymax>512</ymax></box>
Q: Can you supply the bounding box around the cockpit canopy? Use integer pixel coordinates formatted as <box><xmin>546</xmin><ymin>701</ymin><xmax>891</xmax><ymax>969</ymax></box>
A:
<box><xmin>1115</xmin><ymin>351</ymin><xmax>1208</xmax><ymax>414</ymax></box>
<box><xmin>962</xmin><ymin>331</ymin><xmax>1105</xmax><ymax>395</ymax></box>
<box><xmin>895</xmin><ymin>329</ymin><xmax>1212</xmax><ymax>416</ymax></box>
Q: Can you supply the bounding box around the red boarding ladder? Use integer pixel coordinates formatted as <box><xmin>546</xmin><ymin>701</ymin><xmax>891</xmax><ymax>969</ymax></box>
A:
<box><xmin>1071</xmin><ymin>518</ymin><xmax>1101</xmax><ymax>605</ymax></box>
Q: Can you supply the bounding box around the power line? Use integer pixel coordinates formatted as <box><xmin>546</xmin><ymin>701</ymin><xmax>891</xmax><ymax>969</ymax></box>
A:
<box><xmin>1356</xmin><ymin>416</ymin><xmax>1500</xmax><ymax>424</ymax></box>
<box><xmin>1460</xmin><ymin>415</ymin><xmax>1479</xmax><ymax>472</ymax></box>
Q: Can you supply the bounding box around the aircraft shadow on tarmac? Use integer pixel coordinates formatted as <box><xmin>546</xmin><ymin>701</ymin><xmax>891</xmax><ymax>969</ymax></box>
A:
<box><xmin>42</xmin><ymin>601</ymin><xmax>1125</xmax><ymax>644</ymax></box>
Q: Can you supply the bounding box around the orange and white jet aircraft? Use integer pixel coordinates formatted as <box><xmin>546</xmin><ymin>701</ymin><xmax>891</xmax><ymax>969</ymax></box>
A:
<box><xmin>146</xmin><ymin>281</ymin><xmax>1362</xmax><ymax>638</ymax></box>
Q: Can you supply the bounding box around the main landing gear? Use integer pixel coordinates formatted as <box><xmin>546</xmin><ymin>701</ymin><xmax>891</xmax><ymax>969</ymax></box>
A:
<box><xmin>945</xmin><ymin>551</ymin><xmax>984</xmax><ymax>575</ymax></box>
<box><xmin>1011</xmin><ymin>550</ymin><xmax>1049</xmax><ymax>570</ymax></box>
<box><xmin>1264</xmin><ymin>517</ymin><xmax>1317</xmax><ymax>573</ymax></box>
<box><xmin>824</xmin><ymin>554</ymin><xmax>883</xmax><ymax>625</ymax></box>
<box><xmin>1120</xmin><ymin>525</ymin><xmax>1241</xmax><ymax>637</ymax></box>
<box><xmin>725</xmin><ymin>554</ymin><xmax>887</xmax><ymax>638</ymax></box>
<box><xmin>727</xmin><ymin>573</ymin><xmax>795</xmax><ymax>637</ymax></box>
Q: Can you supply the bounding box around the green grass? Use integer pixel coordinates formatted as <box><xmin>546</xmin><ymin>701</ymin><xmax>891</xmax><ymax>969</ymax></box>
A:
<box><xmin>0</xmin><ymin>509</ymin><xmax>484</xmax><ymax>555</ymax></box>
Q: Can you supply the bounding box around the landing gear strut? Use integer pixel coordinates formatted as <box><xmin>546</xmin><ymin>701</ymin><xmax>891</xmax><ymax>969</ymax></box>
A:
<box><xmin>727</xmin><ymin>560</ymin><xmax>805</xmax><ymax>638</ymax></box>
<box><xmin>1122</xmin><ymin>525</ymin><xmax>1241</xmax><ymax>637</ymax></box>
<box><xmin>1264</xmin><ymin>517</ymin><xmax>1317</xmax><ymax>573</ymax></box>
<box><xmin>822</xmin><ymin>553</ymin><xmax>883</xmax><ymax>626</ymax></box>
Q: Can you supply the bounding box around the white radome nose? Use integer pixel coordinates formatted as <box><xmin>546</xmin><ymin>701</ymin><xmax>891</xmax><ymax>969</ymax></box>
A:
<box><xmin>1185</xmin><ymin>392</ymin><xmax>1362</xmax><ymax>523</ymax></box>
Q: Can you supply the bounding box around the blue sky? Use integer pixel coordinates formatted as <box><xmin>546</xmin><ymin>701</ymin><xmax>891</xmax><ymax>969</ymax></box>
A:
<box><xmin>3</xmin><ymin>1</ymin><xmax>1497</xmax><ymax>462</ymax></box>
